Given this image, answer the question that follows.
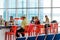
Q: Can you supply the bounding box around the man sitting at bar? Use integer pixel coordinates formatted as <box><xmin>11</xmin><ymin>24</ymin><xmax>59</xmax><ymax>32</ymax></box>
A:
<box><xmin>16</xmin><ymin>16</ymin><xmax>29</xmax><ymax>37</ymax></box>
<box><xmin>9</xmin><ymin>16</ymin><xmax>14</xmax><ymax>26</ymax></box>
<box><xmin>30</xmin><ymin>17</ymin><xmax>35</xmax><ymax>24</ymax></box>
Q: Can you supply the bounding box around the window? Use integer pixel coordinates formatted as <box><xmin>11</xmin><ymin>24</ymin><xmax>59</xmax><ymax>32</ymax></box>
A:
<box><xmin>39</xmin><ymin>8</ymin><xmax>51</xmax><ymax>22</ymax></box>
<box><xmin>52</xmin><ymin>8</ymin><xmax>60</xmax><ymax>26</ymax></box>
<box><xmin>8</xmin><ymin>0</ymin><xmax>16</xmax><ymax>8</ymax></box>
<box><xmin>27</xmin><ymin>9</ymin><xmax>38</xmax><ymax>21</ymax></box>
<box><xmin>0</xmin><ymin>0</ymin><xmax>4</xmax><ymax>18</ymax></box>
<box><xmin>53</xmin><ymin>0</ymin><xmax>60</xmax><ymax>7</ymax></box>
<box><xmin>28</xmin><ymin>0</ymin><xmax>38</xmax><ymax>7</ymax></box>
<box><xmin>1</xmin><ymin>0</ymin><xmax>60</xmax><ymax>25</ymax></box>
<box><xmin>17</xmin><ymin>9</ymin><xmax>26</xmax><ymax>18</ymax></box>
<box><xmin>40</xmin><ymin>0</ymin><xmax>51</xmax><ymax>7</ymax></box>
<box><xmin>17</xmin><ymin>0</ymin><xmax>26</xmax><ymax>8</ymax></box>
<box><xmin>8</xmin><ymin>9</ymin><xmax>16</xmax><ymax>20</ymax></box>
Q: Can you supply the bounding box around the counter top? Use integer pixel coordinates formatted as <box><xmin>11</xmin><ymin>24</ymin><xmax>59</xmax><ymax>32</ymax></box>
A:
<box><xmin>0</xmin><ymin>26</ymin><xmax>21</xmax><ymax>29</ymax></box>
<box><xmin>0</xmin><ymin>26</ymin><xmax>11</xmax><ymax>29</ymax></box>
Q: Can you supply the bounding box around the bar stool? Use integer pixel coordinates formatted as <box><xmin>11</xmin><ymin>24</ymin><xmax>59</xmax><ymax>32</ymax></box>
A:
<box><xmin>35</xmin><ymin>25</ymin><xmax>45</xmax><ymax>35</ymax></box>
<box><xmin>50</xmin><ymin>23</ymin><xmax>58</xmax><ymax>34</ymax></box>
<box><xmin>5</xmin><ymin>26</ymin><xmax>17</xmax><ymax>40</ymax></box>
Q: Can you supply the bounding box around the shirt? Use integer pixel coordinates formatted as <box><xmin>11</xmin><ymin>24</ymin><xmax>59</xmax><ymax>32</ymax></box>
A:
<box><xmin>21</xmin><ymin>18</ymin><xmax>29</xmax><ymax>29</ymax></box>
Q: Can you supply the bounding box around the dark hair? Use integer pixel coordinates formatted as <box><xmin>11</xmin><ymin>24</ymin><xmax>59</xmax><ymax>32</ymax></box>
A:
<box><xmin>45</xmin><ymin>15</ymin><xmax>47</xmax><ymax>17</ymax></box>
<box><xmin>10</xmin><ymin>16</ymin><xmax>13</xmax><ymax>18</ymax></box>
<box><xmin>21</xmin><ymin>16</ymin><xmax>26</xmax><ymax>19</ymax></box>
<box><xmin>32</xmin><ymin>17</ymin><xmax>34</xmax><ymax>19</ymax></box>
<box><xmin>35</xmin><ymin>16</ymin><xmax>38</xmax><ymax>19</ymax></box>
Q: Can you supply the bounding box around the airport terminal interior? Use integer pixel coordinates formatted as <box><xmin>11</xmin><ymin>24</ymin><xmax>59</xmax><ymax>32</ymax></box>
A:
<box><xmin>0</xmin><ymin>0</ymin><xmax>60</xmax><ymax>40</ymax></box>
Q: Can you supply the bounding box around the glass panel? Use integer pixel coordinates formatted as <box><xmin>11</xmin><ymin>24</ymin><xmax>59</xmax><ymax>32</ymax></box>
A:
<box><xmin>17</xmin><ymin>9</ymin><xmax>26</xmax><ymax>25</ymax></box>
<box><xmin>3</xmin><ymin>9</ymin><xmax>6</xmax><ymax>20</ymax></box>
<box><xmin>7</xmin><ymin>9</ymin><xmax>16</xmax><ymax>21</ymax></box>
<box><xmin>0</xmin><ymin>9</ymin><xmax>4</xmax><ymax>18</ymax></box>
<box><xmin>17</xmin><ymin>9</ymin><xmax>26</xmax><ymax>17</ymax></box>
<box><xmin>17</xmin><ymin>0</ymin><xmax>26</xmax><ymax>8</ymax></box>
<box><xmin>0</xmin><ymin>0</ymin><xmax>4</xmax><ymax>8</ymax></box>
<box><xmin>52</xmin><ymin>8</ymin><xmax>60</xmax><ymax>26</ymax></box>
<box><xmin>39</xmin><ymin>9</ymin><xmax>51</xmax><ymax>23</ymax></box>
<box><xmin>53</xmin><ymin>0</ymin><xmax>60</xmax><ymax>7</ymax></box>
<box><xmin>27</xmin><ymin>9</ymin><xmax>38</xmax><ymax>22</ymax></box>
<box><xmin>8</xmin><ymin>0</ymin><xmax>16</xmax><ymax>8</ymax></box>
<box><xmin>17</xmin><ymin>9</ymin><xmax>22</xmax><ymax>18</ymax></box>
<box><xmin>40</xmin><ymin>0</ymin><xmax>51</xmax><ymax>7</ymax></box>
<box><xmin>28</xmin><ymin>0</ymin><xmax>38</xmax><ymax>7</ymax></box>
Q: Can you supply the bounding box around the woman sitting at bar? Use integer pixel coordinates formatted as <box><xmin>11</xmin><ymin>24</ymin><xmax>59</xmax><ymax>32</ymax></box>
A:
<box><xmin>34</xmin><ymin>16</ymin><xmax>40</xmax><ymax>25</ymax></box>
<box><xmin>16</xmin><ymin>16</ymin><xmax>29</xmax><ymax>37</ymax></box>
<box><xmin>45</xmin><ymin>15</ymin><xmax>49</xmax><ymax>23</ymax></box>
<box><xmin>44</xmin><ymin>15</ymin><xmax>50</xmax><ymax>34</ymax></box>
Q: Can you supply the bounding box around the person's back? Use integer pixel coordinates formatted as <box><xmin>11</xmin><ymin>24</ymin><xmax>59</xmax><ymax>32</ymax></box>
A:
<box><xmin>45</xmin><ymin>15</ymin><xmax>50</xmax><ymax>34</ymax></box>
<box><xmin>21</xmin><ymin>17</ymin><xmax>29</xmax><ymax>29</ymax></box>
<box><xmin>45</xmin><ymin>15</ymin><xmax>49</xmax><ymax>23</ymax></box>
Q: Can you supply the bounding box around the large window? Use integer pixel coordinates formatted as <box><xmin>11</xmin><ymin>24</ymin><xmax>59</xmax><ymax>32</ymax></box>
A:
<box><xmin>0</xmin><ymin>0</ymin><xmax>60</xmax><ymax>26</ymax></box>
<box><xmin>0</xmin><ymin>0</ymin><xmax>51</xmax><ymax>23</ymax></box>
<box><xmin>52</xmin><ymin>0</ymin><xmax>60</xmax><ymax>26</ymax></box>
<box><xmin>52</xmin><ymin>8</ymin><xmax>60</xmax><ymax>26</ymax></box>
<box><xmin>53</xmin><ymin>0</ymin><xmax>60</xmax><ymax>7</ymax></box>
<box><xmin>27</xmin><ymin>9</ymin><xmax>38</xmax><ymax>21</ymax></box>
<box><xmin>28</xmin><ymin>0</ymin><xmax>38</xmax><ymax>7</ymax></box>
<box><xmin>40</xmin><ymin>0</ymin><xmax>51</xmax><ymax>7</ymax></box>
<box><xmin>39</xmin><ymin>9</ymin><xmax>51</xmax><ymax>22</ymax></box>
<box><xmin>8</xmin><ymin>0</ymin><xmax>16</xmax><ymax>8</ymax></box>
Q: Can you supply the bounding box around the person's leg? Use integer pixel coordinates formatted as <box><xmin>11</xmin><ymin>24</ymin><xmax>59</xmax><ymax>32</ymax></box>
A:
<box><xmin>45</xmin><ymin>24</ymin><xmax>48</xmax><ymax>34</ymax></box>
<box><xmin>16</xmin><ymin>28</ymin><xmax>25</xmax><ymax>37</ymax></box>
<box><xmin>16</xmin><ymin>30</ymin><xmax>20</xmax><ymax>37</ymax></box>
<box><xmin>20</xmin><ymin>28</ymin><xmax>25</xmax><ymax>37</ymax></box>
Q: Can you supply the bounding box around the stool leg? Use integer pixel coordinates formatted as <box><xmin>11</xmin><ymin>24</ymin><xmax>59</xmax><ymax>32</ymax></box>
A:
<box><xmin>13</xmin><ymin>35</ymin><xmax>16</xmax><ymax>40</ymax></box>
<box><xmin>10</xmin><ymin>35</ymin><xmax>11</xmax><ymax>40</ymax></box>
<box><xmin>8</xmin><ymin>34</ymin><xmax>9</xmax><ymax>40</ymax></box>
<box><xmin>13</xmin><ymin>35</ymin><xmax>15</xmax><ymax>40</ymax></box>
<box><xmin>5</xmin><ymin>33</ymin><xmax>7</xmax><ymax>40</ymax></box>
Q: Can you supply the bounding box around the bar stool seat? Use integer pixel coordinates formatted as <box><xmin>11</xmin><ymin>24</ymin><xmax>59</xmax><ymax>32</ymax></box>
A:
<box><xmin>5</xmin><ymin>26</ymin><xmax>17</xmax><ymax>40</ymax></box>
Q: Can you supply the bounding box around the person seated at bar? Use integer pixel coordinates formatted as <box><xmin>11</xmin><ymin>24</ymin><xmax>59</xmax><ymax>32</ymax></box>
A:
<box><xmin>16</xmin><ymin>16</ymin><xmax>29</xmax><ymax>37</ymax></box>
<box><xmin>0</xmin><ymin>15</ymin><xmax>4</xmax><ymax>25</ymax></box>
<box><xmin>34</xmin><ymin>16</ymin><xmax>40</xmax><ymax>25</ymax></box>
<box><xmin>45</xmin><ymin>15</ymin><xmax>49</xmax><ymax>23</ymax></box>
<box><xmin>9</xmin><ymin>16</ymin><xmax>14</xmax><ymax>26</ymax></box>
<box><xmin>30</xmin><ymin>17</ymin><xmax>35</xmax><ymax>24</ymax></box>
<box><xmin>44</xmin><ymin>15</ymin><xmax>50</xmax><ymax>34</ymax></box>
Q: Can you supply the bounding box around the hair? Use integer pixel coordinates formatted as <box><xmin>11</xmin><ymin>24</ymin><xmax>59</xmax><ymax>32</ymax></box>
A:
<box><xmin>32</xmin><ymin>17</ymin><xmax>34</xmax><ymax>19</ymax></box>
<box><xmin>10</xmin><ymin>16</ymin><xmax>13</xmax><ymax>18</ymax></box>
<box><xmin>45</xmin><ymin>15</ymin><xmax>48</xmax><ymax>17</ymax></box>
<box><xmin>34</xmin><ymin>16</ymin><xmax>38</xmax><ymax>19</ymax></box>
<box><xmin>21</xmin><ymin>16</ymin><xmax>26</xmax><ymax>19</ymax></box>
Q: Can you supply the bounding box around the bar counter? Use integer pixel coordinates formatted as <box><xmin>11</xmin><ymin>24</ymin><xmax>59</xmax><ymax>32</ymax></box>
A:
<box><xmin>0</xmin><ymin>26</ymin><xmax>11</xmax><ymax>40</ymax></box>
<box><xmin>0</xmin><ymin>26</ymin><xmax>11</xmax><ymax>29</ymax></box>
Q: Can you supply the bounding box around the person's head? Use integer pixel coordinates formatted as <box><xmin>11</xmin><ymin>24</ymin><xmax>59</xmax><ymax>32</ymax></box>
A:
<box><xmin>45</xmin><ymin>15</ymin><xmax>48</xmax><ymax>18</ymax></box>
<box><xmin>10</xmin><ymin>16</ymin><xmax>13</xmax><ymax>20</ymax></box>
<box><xmin>34</xmin><ymin>16</ymin><xmax>38</xmax><ymax>19</ymax></box>
<box><xmin>21</xmin><ymin>16</ymin><xmax>26</xmax><ymax>20</ymax></box>
<box><xmin>34</xmin><ymin>16</ymin><xmax>38</xmax><ymax>21</ymax></box>
<box><xmin>32</xmin><ymin>17</ymin><xmax>34</xmax><ymax>20</ymax></box>
<box><xmin>45</xmin><ymin>15</ymin><xmax>49</xmax><ymax>23</ymax></box>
